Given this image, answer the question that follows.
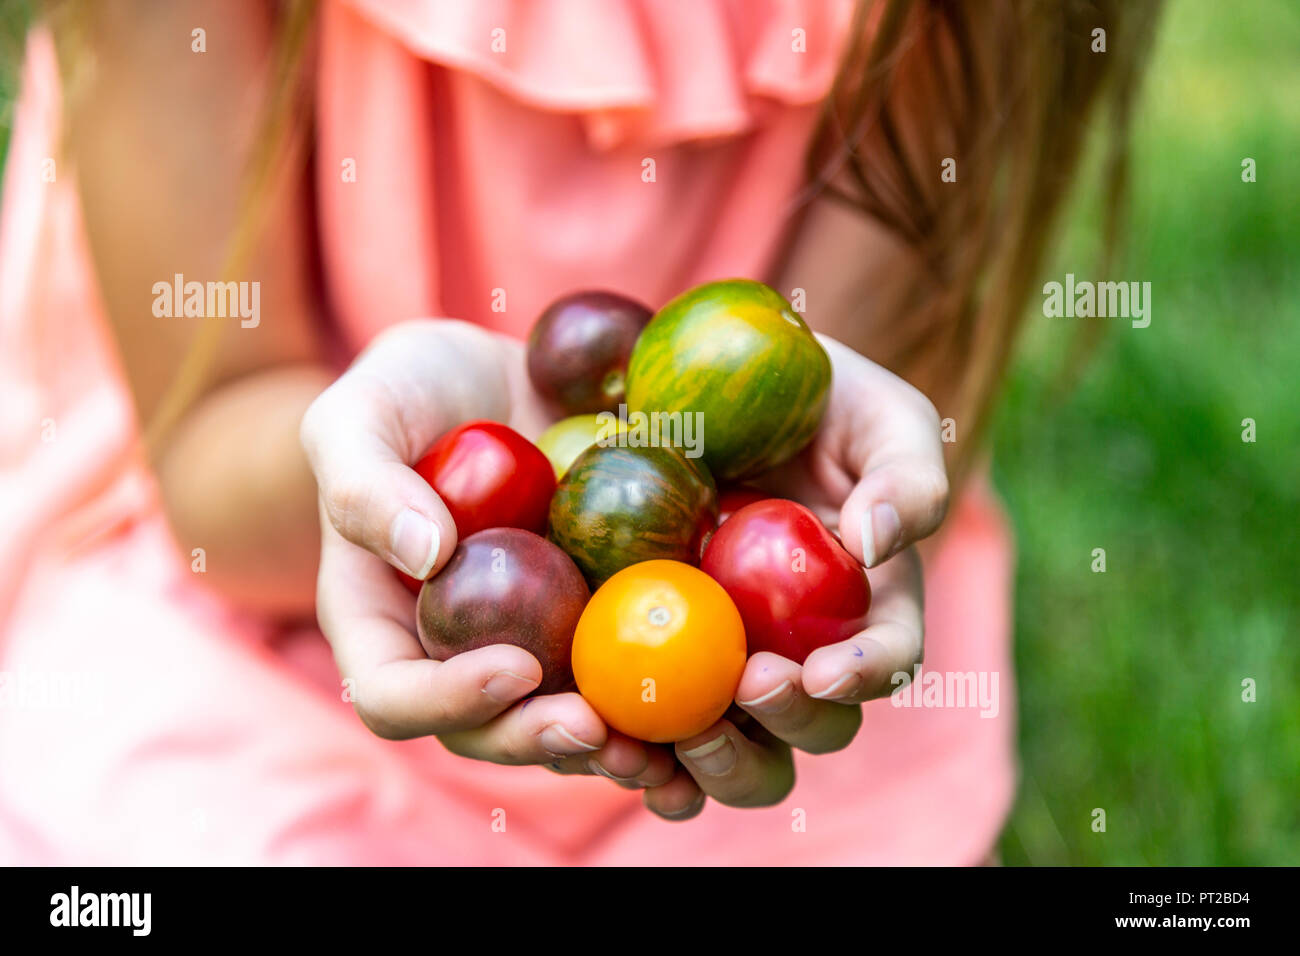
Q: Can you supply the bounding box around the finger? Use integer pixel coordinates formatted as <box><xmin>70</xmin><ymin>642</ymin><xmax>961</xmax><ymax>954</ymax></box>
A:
<box><xmin>589</xmin><ymin>737</ymin><xmax>678</xmax><ymax>789</ymax></box>
<box><xmin>299</xmin><ymin>320</ymin><xmax>509</xmax><ymax>582</ymax></box>
<box><xmin>673</xmin><ymin>719</ymin><xmax>795</xmax><ymax>808</ymax></box>
<box><xmin>303</xmin><ymin>392</ymin><xmax>459</xmax><ymax>581</ymax></box>
<box><xmin>642</xmin><ymin>767</ymin><xmax>707</xmax><ymax>822</ymax></box>
<box><xmin>336</xmin><ymin>624</ymin><xmax>548</xmax><ymax>740</ymax></box>
<box><xmin>546</xmin><ymin>734</ymin><xmax>678</xmax><ymax>789</ymax></box>
<box><xmin>345</xmin><ymin>645</ymin><xmax>549</xmax><ymax>741</ymax></box>
<box><xmin>318</xmin><ymin>522</ymin><xmax>544</xmax><ymax>738</ymax></box>
<box><xmin>802</xmin><ymin>548</ymin><xmax>925</xmax><ymax>703</ymax></box>
<box><xmin>736</xmin><ymin>652</ymin><xmax>862</xmax><ymax>754</ymax></box>
<box><xmin>439</xmin><ymin>692</ymin><xmax>607</xmax><ymax>765</ymax></box>
<box><xmin>818</xmin><ymin>337</ymin><xmax>950</xmax><ymax>568</ymax></box>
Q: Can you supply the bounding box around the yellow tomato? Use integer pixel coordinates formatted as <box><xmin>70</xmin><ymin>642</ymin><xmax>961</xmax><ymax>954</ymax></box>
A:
<box><xmin>572</xmin><ymin>560</ymin><xmax>747</xmax><ymax>743</ymax></box>
<box><xmin>536</xmin><ymin>413</ymin><xmax>630</xmax><ymax>479</ymax></box>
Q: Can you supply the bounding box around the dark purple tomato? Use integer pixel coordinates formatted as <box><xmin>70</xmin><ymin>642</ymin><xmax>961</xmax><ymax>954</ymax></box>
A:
<box><xmin>526</xmin><ymin>291</ymin><xmax>653</xmax><ymax>415</ymax></box>
<box><xmin>417</xmin><ymin>528</ymin><xmax>590</xmax><ymax>696</ymax></box>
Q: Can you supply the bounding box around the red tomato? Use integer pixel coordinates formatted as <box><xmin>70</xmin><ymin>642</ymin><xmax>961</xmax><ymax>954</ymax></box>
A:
<box><xmin>397</xmin><ymin>421</ymin><xmax>556</xmax><ymax>592</ymax></box>
<box><xmin>700</xmin><ymin>499</ymin><xmax>871</xmax><ymax>664</ymax></box>
<box><xmin>716</xmin><ymin>485</ymin><xmax>772</xmax><ymax>524</ymax></box>
<box><xmin>698</xmin><ymin>485</ymin><xmax>778</xmax><ymax>558</ymax></box>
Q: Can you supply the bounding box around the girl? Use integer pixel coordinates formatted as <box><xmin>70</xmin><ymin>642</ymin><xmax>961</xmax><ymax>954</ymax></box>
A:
<box><xmin>0</xmin><ymin>0</ymin><xmax>1156</xmax><ymax>863</ymax></box>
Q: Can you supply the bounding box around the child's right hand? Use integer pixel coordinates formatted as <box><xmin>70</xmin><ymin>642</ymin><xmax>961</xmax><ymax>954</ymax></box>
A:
<box><xmin>299</xmin><ymin>319</ymin><xmax>678</xmax><ymax>793</ymax></box>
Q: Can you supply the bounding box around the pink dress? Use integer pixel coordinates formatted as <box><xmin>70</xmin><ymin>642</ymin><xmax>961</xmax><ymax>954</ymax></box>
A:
<box><xmin>0</xmin><ymin>1</ymin><xmax>1016</xmax><ymax>864</ymax></box>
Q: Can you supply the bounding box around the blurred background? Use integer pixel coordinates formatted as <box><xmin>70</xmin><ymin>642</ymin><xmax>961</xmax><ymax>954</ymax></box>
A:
<box><xmin>1</xmin><ymin>0</ymin><xmax>1295</xmax><ymax>865</ymax></box>
<box><xmin>991</xmin><ymin>0</ymin><xmax>1299</xmax><ymax>864</ymax></box>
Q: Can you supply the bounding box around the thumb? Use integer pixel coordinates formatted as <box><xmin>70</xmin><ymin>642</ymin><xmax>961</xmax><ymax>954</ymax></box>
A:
<box><xmin>815</xmin><ymin>336</ymin><xmax>950</xmax><ymax>569</ymax></box>
<box><xmin>317</xmin><ymin>457</ymin><xmax>459</xmax><ymax>580</ymax></box>
<box><xmin>301</xmin><ymin>388</ymin><xmax>459</xmax><ymax>581</ymax></box>
<box><xmin>839</xmin><ymin>458</ymin><xmax>949</xmax><ymax>569</ymax></box>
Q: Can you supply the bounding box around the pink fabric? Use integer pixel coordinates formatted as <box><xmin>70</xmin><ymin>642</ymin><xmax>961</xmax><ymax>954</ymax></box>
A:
<box><xmin>315</xmin><ymin>0</ymin><xmax>855</xmax><ymax>344</ymax></box>
<box><xmin>0</xmin><ymin>1</ymin><xmax>1017</xmax><ymax>865</ymax></box>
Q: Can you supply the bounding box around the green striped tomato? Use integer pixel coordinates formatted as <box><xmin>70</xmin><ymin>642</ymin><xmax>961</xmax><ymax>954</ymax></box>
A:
<box><xmin>548</xmin><ymin>444</ymin><xmax>717</xmax><ymax>589</ymax></box>
<box><xmin>624</xmin><ymin>279</ymin><xmax>831</xmax><ymax>481</ymax></box>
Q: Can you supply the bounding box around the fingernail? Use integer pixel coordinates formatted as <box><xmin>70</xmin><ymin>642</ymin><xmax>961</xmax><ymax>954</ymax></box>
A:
<box><xmin>539</xmin><ymin>724</ymin><xmax>601</xmax><ymax>756</ymax></box>
<box><xmin>809</xmin><ymin>673</ymin><xmax>863</xmax><ymax>701</ymax></box>
<box><xmin>659</xmin><ymin>792</ymin><xmax>707</xmax><ymax>819</ymax></box>
<box><xmin>482</xmin><ymin>671</ymin><xmax>538</xmax><ymax>704</ymax></box>
<box><xmin>862</xmin><ymin>502</ymin><xmax>901</xmax><ymax>568</ymax></box>
<box><xmin>587</xmin><ymin>758</ymin><xmax>635</xmax><ymax>783</ymax></box>
<box><xmin>390</xmin><ymin>508</ymin><xmax>440</xmax><ymax>579</ymax></box>
<box><xmin>680</xmin><ymin>734</ymin><xmax>736</xmax><ymax>776</ymax></box>
<box><xmin>738</xmin><ymin>679</ymin><xmax>795</xmax><ymax>714</ymax></box>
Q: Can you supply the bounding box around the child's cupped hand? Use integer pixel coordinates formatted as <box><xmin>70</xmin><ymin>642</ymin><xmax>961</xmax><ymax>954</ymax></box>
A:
<box><xmin>300</xmin><ymin>320</ymin><xmax>948</xmax><ymax>821</ymax></box>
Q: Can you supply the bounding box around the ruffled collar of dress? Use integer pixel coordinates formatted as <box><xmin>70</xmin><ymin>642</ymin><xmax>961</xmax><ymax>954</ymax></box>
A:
<box><xmin>340</xmin><ymin>0</ymin><xmax>855</xmax><ymax>149</ymax></box>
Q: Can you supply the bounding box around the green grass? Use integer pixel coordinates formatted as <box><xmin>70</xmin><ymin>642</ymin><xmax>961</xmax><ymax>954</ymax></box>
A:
<box><xmin>0</xmin><ymin>0</ymin><xmax>33</xmax><ymax>166</ymax></box>
<box><xmin>993</xmin><ymin>0</ymin><xmax>1300</xmax><ymax>865</ymax></box>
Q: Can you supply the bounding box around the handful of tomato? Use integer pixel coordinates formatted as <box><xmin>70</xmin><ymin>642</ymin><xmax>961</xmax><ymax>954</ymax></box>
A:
<box><xmin>406</xmin><ymin>282</ymin><xmax>871</xmax><ymax>743</ymax></box>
